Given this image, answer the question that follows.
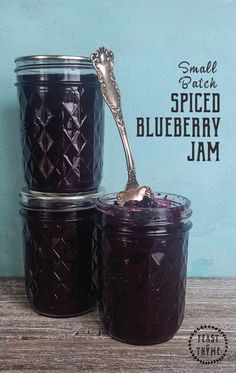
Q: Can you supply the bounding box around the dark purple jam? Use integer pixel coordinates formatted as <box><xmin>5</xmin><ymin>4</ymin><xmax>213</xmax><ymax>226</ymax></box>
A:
<box><xmin>16</xmin><ymin>73</ymin><xmax>104</xmax><ymax>193</ymax></box>
<box><xmin>21</xmin><ymin>205</ymin><xmax>98</xmax><ymax>317</ymax></box>
<box><xmin>117</xmin><ymin>195</ymin><xmax>174</xmax><ymax>208</ymax></box>
<box><xmin>97</xmin><ymin>192</ymin><xmax>192</xmax><ymax>345</ymax></box>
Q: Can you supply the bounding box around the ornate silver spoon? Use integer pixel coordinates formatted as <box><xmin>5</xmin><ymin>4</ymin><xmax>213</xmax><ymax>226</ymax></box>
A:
<box><xmin>91</xmin><ymin>46</ymin><xmax>153</xmax><ymax>206</ymax></box>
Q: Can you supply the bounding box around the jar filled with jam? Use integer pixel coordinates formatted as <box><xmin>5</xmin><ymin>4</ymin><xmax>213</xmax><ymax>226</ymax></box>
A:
<box><xmin>15</xmin><ymin>55</ymin><xmax>104</xmax><ymax>193</ymax></box>
<box><xmin>96</xmin><ymin>192</ymin><xmax>192</xmax><ymax>345</ymax></box>
<box><xmin>20</xmin><ymin>187</ymin><xmax>104</xmax><ymax>317</ymax></box>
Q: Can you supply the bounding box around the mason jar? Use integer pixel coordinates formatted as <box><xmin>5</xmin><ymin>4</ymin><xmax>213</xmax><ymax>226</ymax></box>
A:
<box><xmin>96</xmin><ymin>192</ymin><xmax>192</xmax><ymax>345</ymax></box>
<box><xmin>15</xmin><ymin>55</ymin><xmax>104</xmax><ymax>193</ymax></box>
<box><xmin>20</xmin><ymin>187</ymin><xmax>104</xmax><ymax>317</ymax></box>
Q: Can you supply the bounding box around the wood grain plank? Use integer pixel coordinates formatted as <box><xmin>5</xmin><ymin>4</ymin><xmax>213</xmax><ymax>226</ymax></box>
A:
<box><xmin>0</xmin><ymin>278</ymin><xmax>235</xmax><ymax>372</ymax></box>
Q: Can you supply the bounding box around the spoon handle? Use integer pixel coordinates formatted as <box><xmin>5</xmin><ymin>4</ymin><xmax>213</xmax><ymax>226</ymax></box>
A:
<box><xmin>91</xmin><ymin>46</ymin><xmax>138</xmax><ymax>188</ymax></box>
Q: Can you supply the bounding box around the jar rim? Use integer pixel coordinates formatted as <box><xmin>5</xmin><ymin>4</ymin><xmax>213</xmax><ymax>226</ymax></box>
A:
<box><xmin>15</xmin><ymin>55</ymin><xmax>91</xmax><ymax>63</ymax></box>
<box><xmin>97</xmin><ymin>191</ymin><xmax>191</xmax><ymax>209</ymax></box>
<box><xmin>96</xmin><ymin>192</ymin><xmax>192</xmax><ymax>222</ymax></box>
<box><xmin>14</xmin><ymin>55</ymin><xmax>93</xmax><ymax>73</ymax></box>
<box><xmin>20</xmin><ymin>187</ymin><xmax>105</xmax><ymax>211</ymax></box>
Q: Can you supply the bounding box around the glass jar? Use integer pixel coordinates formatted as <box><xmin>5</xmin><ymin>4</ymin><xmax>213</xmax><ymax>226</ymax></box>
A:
<box><xmin>15</xmin><ymin>55</ymin><xmax>104</xmax><ymax>193</ymax></box>
<box><xmin>96</xmin><ymin>192</ymin><xmax>192</xmax><ymax>345</ymax></box>
<box><xmin>20</xmin><ymin>187</ymin><xmax>104</xmax><ymax>317</ymax></box>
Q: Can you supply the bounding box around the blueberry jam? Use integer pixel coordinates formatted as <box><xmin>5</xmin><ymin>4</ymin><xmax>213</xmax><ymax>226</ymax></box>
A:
<box><xmin>116</xmin><ymin>195</ymin><xmax>173</xmax><ymax>208</ymax></box>
<box><xmin>20</xmin><ymin>189</ymin><xmax>100</xmax><ymax>317</ymax></box>
<box><xmin>16</xmin><ymin>72</ymin><xmax>104</xmax><ymax>193</ymax></box>
<box><xmin>97</xmin><ymin>192</ymin><xmax>192</xmax><ymax>345</ymax></box>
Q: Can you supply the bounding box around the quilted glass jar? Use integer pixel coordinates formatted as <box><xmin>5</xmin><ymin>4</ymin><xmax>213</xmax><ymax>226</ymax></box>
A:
<box><xmin>20</xmin><ymin>187</ymin><xmax>104</xmax><ymax>317</ymax></box>
<box><xmin>96</xmin><ymin>192</ymin><xmax>192</xmax><ymax>345</ymax></box>
<box><xmin>15</xmin><ymin>55</ymin><xmax>104</xmax><ymax>193</ymax></box>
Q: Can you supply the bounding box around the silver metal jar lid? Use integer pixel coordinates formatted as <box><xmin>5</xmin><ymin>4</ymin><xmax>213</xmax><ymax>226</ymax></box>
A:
<box><xmin>15</xmin><ymin>55</ymin><xmax>93</xmax><ymax>72</ymax></box>
<box><xmin>20</xmin><ymin>187</ymin><xmax>105</xmax><ymax>211</ymax></box>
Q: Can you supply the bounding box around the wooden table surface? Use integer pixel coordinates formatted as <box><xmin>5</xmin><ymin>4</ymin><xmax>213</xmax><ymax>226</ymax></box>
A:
<box><xmin>0</xmin><ymin>278</ymin><xmax>235</xmax><ymax>372</ymax></box>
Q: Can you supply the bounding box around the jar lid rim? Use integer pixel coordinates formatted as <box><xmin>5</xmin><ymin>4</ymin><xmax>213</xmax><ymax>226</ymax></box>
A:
<box><xmin>15</xmin><ymin>55</ymin><xmax>91</xmax><ymax>63</ymax></box>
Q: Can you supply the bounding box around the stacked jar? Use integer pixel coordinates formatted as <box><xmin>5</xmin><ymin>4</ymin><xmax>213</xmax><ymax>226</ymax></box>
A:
<box><xmin>15</xmin><ymin>55</ymin><xmax>105</xmax><ymax>317</ymax></box>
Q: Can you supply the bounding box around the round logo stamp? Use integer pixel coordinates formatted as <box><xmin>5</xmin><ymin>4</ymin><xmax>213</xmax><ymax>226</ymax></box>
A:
<box><xmin>188</xmin><ymin>325</ymin><xmax>228</xmax><ymax>365</ymax></box>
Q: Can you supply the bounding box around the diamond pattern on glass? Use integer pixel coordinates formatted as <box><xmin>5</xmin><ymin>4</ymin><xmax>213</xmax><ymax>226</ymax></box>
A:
<box><xmin>22</xmin><ymin>211</ymin><xmax>97</xmax><ymax>316</ymax></box>
<box><xmin>98</xmin><ymin>231</ymin><xmax>189</xmax><ymax>342</ymax></box>
<box><xmin>17</xmin><ymin>79</ymin><xmax>104</xmax><ymax>192</ymax></box>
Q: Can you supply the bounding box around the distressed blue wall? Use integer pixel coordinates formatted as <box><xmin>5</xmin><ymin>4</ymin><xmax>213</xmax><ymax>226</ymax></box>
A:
<box><xmin>0</xmin><ymin>0</ymin><xmax>235</xmax><ymax>276</ymax></box>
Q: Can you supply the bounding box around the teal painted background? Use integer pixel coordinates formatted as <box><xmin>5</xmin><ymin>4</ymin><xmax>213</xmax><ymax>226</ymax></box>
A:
<box><xmin>0</xmin><ymin>0</ymin><xmax>235</xmax><ymax>276</ymax></box>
